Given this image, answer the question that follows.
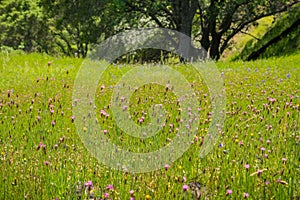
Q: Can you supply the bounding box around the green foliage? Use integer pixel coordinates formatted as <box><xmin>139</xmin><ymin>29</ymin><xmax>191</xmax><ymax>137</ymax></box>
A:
<box><xmin>0</xmin><ymin>0</ymin><xmax>299</xmax><ymax>60</ymax></box>
<box><xmin>237</xmin><ymin>4</ymin><xmax>300</xmax><ymax>60</ymax></box>
<box><xmin>0</xmin><ymin>0</ymin><xmax>55</xmax><ymax>53</ymax></box>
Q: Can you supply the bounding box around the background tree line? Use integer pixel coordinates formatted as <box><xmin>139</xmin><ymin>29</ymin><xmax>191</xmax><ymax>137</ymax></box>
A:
<box><xmin>0</xmin><ymin>0</ymin><xmax>299</xmax><ymax>60</ymax></box>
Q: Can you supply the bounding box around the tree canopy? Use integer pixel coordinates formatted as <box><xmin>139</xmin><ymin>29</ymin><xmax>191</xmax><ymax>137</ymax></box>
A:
<box><xmin>0</xmin><ymin>0</ymin><xmax>299</xmax><ymax>60</ymax></box>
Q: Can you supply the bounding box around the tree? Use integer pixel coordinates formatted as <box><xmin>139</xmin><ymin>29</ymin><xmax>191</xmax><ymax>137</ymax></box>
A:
<box><xmin>116</xmin><ymin>0</ymin><xmax>300</xmax><ymax>60</ymax></box>
<box><xmin>0</xmin><ymin>0</ymin><xmax>54</xmax><ymax>53</ymax></box>
<box><xmin>40</xmin><ymin>0</ymin><xmax>117</xmax><ymax>57</ymax></box>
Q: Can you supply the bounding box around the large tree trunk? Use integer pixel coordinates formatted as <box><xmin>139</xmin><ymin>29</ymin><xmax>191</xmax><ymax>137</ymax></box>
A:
<box><xmin>209</xmin><ymin>33</ymin><xmax>221</xmax><ymax>60</ymax></box>
<box><xmin>172</xmin><ymin>0</ymin><xmax>200</xmax><ymax>61</ymax></box>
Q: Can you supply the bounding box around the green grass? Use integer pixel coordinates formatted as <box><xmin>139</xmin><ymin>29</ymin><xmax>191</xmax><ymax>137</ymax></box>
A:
<box><xmin>0</xmin><ymin>52</ymin><xmax>299</xmax><ymax>199</ymax></box>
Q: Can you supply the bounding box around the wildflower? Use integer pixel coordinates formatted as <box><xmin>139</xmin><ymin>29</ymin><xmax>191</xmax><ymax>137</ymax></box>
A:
<box><xmin>245</xmin><ymin>164</ymin><xmax>250</xmax><ymax>169</ymax></box>
<box><xmin>130</xmin><ymin>198</ymin><xmax>135</xmax><ymax>200</ymax></box>
<box><xmin>250</xmin><ymin>169</ymin><xmax>267</xmax><ymax>176</ymax></box>
<box><xmin>44</xmin><ymin>161</ymin><xmax>50</xmax><ymax>166</ymax></box>
<box><xmin>226</xmin><ymin>189</ymin><xmax>232</xmax><ymax>195</ymax></box>
<box><xmin>104</xmin><ymin>192</ymin><xmax>109</xmax><ymax>198</ymax></box>
<box><xmin>277</xmin><ymin>180</ymin><xmax>288</xmax><ymax>185</ymax></box>
<box><xmin>84</xmin><ymin>180</ymin><xmax>93</xmax><ymax>187</ymax></box>
<box><xmin>103</xmin><ymin>130</ymin><xmax>108</xmax><ymax>134</ymax></box>
<box><xmin>165</xmin><ymin>164</ymin><xmax>169</xmax><ymax>170</ymax></box>
<box><xmin>51</xmin><ymin>121</ymin><xmax>55</xmax><ymax>127</ymax></box>
<box><xmin>106</xmin><ymin>184</ymin><xmax>114</xmax><ymax>190</ymax></box>
<box><xmin>264</xmin><ymin>154</ymin><xmax>268</xmax><ymax>158</ymax></box>
<box><xmin>47</xmin><ymin>61</ymin><xmax>51</xmax><ymax>66</ymax></box>
<box><xmin>182</xmin><ymin>185</ymin><xmax>189</xmax><ymax>191</ymax></box>
<box><xmin>276</xmin><ymin>179</ymin><xmax>281</xmax><ymax>184</ymax></box>
<box><xmin>243</xmin><ymin>192</ymin><xmax>249</xmax><ymax>198</ymax></box>
<box><xmin>59</xmin><ymin>136</ymin><xmax>65</xmax><ymax>142</ymax></box>
<box><xmin>182</xmin><ymin>176</ymin><xmax>187</xmax><ymax>182</ymax></box>
<box><xmin>37</xmin><ymin>142</ymin><xmax>43</xmax><ymax>150</ymax></box>
<box><xmin>130</xmin><ymin>190</ymin><xmax>134</xmax><ymax>195</ymax></box>
<box><xmin>260</xmin><ymin>147</ymin><xmax>265</xmax><ymax>151</ymax></box>
<box><xmin>287</xmin><ymin>73</ymin><xmax>291</xmax><ymax>78</ymax></box>
<box><xmin>145</xmin><ymin>194</ymin><xmax>151</xmax><ymax>199</ymax></box>
<box><xmin>265</xmin><ymin>180</ymin><xmax>270</xmax><ymax>185</ymax></box>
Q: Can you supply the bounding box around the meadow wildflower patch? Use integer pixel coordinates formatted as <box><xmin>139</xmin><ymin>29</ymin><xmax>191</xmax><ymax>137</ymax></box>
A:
<box><xmin>0</xmin><ymin>53</ymin><xmax>299</xmax><ymax>199</ymax></box>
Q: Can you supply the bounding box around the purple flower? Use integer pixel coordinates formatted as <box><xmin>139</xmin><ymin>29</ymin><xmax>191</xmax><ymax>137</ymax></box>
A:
<box><xmin>103</xmin><ymin>130</ymin><xmax>108</xmax><ymax>134</ymax></box>
<box><xmin>165</xmin><ymin>164</ymin><xmax>169</xmax><ymax>170</ymax></box>
<box><xmin>226</xmin><ymin>189</ymin><xmax>232</xmax><ymax>195</ymax></box>
<box><xmin>85</xmin><ymin>180</ymin><xmax>93</xmax><ymax>187</ymax></box>
<box><xmin>38</xmin><ymin>142</ymin><xmax>43</xmax><ymax>148</ymax></box>
<box><xmin>257</xmin><ymin>169</ymin><xmax>263</xmax><ymax>175</ymax></box>
<box><xmin>264</xmin><ymin>154</ymin><xmax>268</xmax><ymax>158</ymax></box>
<box><xmin>44</xmin><ymin>161</ymin><xmax>50</xmax><ymax>165</ymax></box>
<box><xmin>265</xmin><ymin>180</ymin><xmax>270</xmax><ymax>185</ymax></box>
<box><xmin>104</xmin><ymin>192</ymin><xmax>109</xmax><ymax>198</ymax></box>
<box><xmin>182</xmin><ymin>185</ymin><xmax>188</xmax><ymax>191</ymax></box>
<box><xmin>245</xmin><ymin>164</ymin><xmax>250</xmax><ymax>169</ymax></box>
<box><xmin>130</xmin><ymin>190</ymin><xmax>134</xmax><ymax>195</ymax></box>
<box><xmin>260</xmin><ymin>147</ymin><xmax>265</xmax><ymax>151</ymax></box>
<box><xmin>244</xmin><ymin>192</ymin><xmax>249</xmax><ymax>198</ymax></box>
<box><xmin>106</xmin><ymin>184</ymin><xmax>114</xmax><ymax>190</ymax></box>
<box><xmin>287</xmin><ymin>73</ymin><xmax>291</xmax><ymax>78</ymax></box>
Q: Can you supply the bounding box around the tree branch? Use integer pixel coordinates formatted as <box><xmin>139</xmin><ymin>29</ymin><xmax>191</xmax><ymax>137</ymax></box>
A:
<box><xmin>240</xmin><ymin>30</ymin><xmax>261</xmax><ymax>41</ymax></box>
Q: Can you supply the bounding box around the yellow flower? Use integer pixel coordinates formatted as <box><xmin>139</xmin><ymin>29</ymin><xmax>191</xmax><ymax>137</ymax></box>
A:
<box><xmin>145</xmin><ymin>194</ymin><xmax>151</xmax><ymax>199</ymax></box>
<box><xmin>178</xmin><ymin>165</ymin><xmax>182</xmax><ymax>170</ymax></box>
<box><xmin>235</xmin><ymin>139</ymin><xmax>239</xmax><ymax>143</ymax></box>
<box><xmin>250</xmin><ymin>133</ymin><xmax>254</xmax><ymax>137</ymax></box>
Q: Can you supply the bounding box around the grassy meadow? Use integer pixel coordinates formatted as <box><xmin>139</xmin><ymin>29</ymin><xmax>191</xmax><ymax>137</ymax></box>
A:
<box><xmin>0</xmin><ymin>52</ymin><xmax>299</xmax><ymax>199</ymax></box>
